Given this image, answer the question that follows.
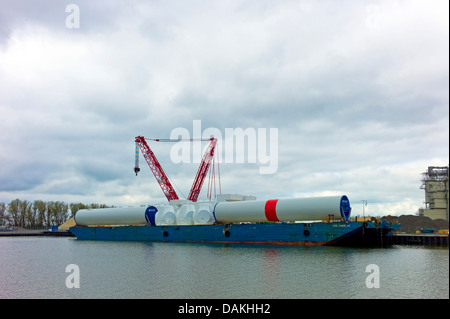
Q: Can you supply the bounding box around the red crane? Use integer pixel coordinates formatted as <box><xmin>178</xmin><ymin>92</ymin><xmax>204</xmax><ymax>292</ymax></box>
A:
<box><xmin>134</xmin><ymin>136</ymin><xmax>179</xmax><ymax>201</ymax></box>
<box><xmin>187</xmin><ymin>137</ymin><xmax>217</xmax><ymax>202</ymax></box>
<box><xmin>134</xmin><ymin>136</ymin><xmax>219</xmax><ymax>202</ymax></box>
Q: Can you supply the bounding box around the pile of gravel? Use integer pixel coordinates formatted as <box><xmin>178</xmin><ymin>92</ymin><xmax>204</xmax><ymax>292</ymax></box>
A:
<box><xmin>382</xmin><ymin>215</ymin><xmax>449</xmax><ymax>233</ymax></box>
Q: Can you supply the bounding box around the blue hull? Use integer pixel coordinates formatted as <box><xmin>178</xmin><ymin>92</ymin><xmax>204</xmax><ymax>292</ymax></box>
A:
<box><xmin>70</xmin><ymin>221</ymin><xmax>391</xmax><ymax>246</ymax></box>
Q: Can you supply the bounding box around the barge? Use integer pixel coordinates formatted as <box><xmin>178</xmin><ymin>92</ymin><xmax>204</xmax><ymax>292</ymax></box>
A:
<box><xmin>70</xmin><ymin>195</ymin><xmax>393</xmax><ymax>246</ymax></box>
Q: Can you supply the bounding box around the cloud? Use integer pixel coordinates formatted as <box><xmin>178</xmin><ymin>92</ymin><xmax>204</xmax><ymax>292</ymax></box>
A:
<box><xmin>0</xmin><ymin>0</ymin><xmax>448</xmax><ymax>216</ymax></box>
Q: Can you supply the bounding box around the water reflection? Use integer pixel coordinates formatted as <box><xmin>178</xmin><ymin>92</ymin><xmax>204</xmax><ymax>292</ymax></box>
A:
<box><xmin>0</xmin><ymin>238</ymin><xmax>448</xmax><ymax>298</ymax></box>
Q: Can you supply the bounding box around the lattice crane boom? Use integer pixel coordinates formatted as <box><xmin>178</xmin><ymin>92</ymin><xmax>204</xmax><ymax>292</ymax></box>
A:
<box><xmin>134</xmin><ymin>136</ymin><xmax>179</xmax><ymax>202</ymax></box>
<box><xmin>134</xmin><ymin>136</ymin><xmax>219</xmax><ymax>203</ymax></box>
<box><xmin>187</xmin><ymin>138</ymin><xmax>217</xmax><ymax>202</ymax></box>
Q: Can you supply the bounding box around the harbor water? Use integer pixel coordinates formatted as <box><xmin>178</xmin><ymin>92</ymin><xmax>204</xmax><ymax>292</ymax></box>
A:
<box><xmin>0</xmin><ymin>237</ymin><xmax>448</xmax><ymax>299</ymax></box>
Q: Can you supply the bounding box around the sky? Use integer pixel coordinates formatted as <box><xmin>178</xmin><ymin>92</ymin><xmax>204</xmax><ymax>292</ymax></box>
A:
<box><xmin>0</xmin><ymin>0</ymin><xmax>448</xmax><ymax>217</ymax></box>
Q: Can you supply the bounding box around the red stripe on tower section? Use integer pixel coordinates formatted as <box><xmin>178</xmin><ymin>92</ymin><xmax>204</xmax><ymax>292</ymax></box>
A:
<box><xmin>265</xmin><ymin>199</ymin><xmax>279</xmax><ymax>222</ymax></box>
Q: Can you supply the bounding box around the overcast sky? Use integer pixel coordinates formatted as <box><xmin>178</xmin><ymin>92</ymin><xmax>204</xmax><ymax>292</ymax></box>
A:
<box><xmin>0</xmin><ymin>0</ymin><xmax>448</xmax><ymax>216</ymax></box>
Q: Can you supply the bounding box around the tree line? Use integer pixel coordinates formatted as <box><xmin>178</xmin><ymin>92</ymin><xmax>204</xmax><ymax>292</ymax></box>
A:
<box><xmin>0</xmin><ymin>199</ymin><xmax>112</xmax><ymax>229</ymax></box>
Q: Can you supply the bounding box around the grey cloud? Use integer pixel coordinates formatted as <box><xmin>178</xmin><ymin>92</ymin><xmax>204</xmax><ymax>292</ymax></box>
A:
<box><xmin>0</xmin><ymin>0</ymin><xmax>448</xmax><ymax>214</ymax></box>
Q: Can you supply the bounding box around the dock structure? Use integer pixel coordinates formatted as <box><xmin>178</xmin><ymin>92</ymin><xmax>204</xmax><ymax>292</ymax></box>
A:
<box><xmin>387</xmin><ymin>233</ymin><xmax>448</xmax><ymax>246</ymax></box>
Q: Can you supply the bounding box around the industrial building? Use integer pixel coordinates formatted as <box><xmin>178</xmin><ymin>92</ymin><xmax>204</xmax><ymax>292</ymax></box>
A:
<box><xmin>419</xmin><ymin>166</ymin><xmax>449</xmax><ymax>221</ymax></box>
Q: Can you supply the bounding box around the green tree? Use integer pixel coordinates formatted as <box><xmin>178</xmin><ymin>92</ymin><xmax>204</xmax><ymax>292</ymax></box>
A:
<box><xmin>33</xmin><ymin>200</ymin><xmax>47</xmax><ymax>228</ymax></box>
<box><xmin>0</xmin><ymin>202</ymin><xmax>8</xmax><ymax>226</ymax></box>
<box><xmin>4</xmin><ymin>199</ymin><xmax>112</xmax><ymax>228</ymax></box>
<box><xmin>56</xmin><ymin>201</ymin><xmax>69</xmax><ymax>224</ymax></box>
<box><xmin>22</xmin><ymin>200</ymin><xmax>35</xmax><ymax>227</ymax></box>
<box><xmin>18</xmin><ymin>200</ymin><xmax>31</xmax><ymax>227</ymax></box>
<box><xmin>47</xmin><ymin>201</ymin><xmax>69</xmax><ymax>226</ymax></box>
<box><xmin>7</xmin><ymin>199</ymin><xmax>21</xmax><ymax>227</ymax></box>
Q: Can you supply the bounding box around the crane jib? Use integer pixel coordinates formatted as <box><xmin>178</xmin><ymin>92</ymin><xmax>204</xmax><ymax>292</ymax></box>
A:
<box><xmin>134</xmin><ymin>136</ymin><xmax>219</xmax><ymax>202</ymax></box>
